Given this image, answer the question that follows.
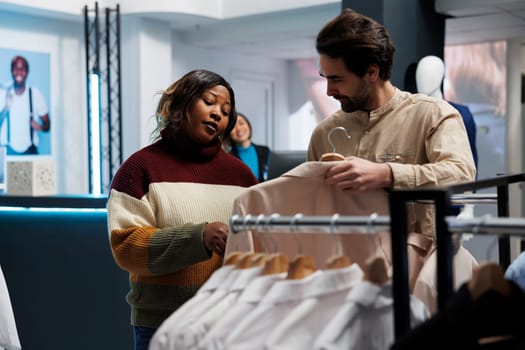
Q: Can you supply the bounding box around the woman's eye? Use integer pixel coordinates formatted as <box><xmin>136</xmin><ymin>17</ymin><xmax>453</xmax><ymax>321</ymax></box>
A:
<box><xmin>222</xmin><ymin>111</ymin><xmax>230</xmax><ymax>117</ymax></box>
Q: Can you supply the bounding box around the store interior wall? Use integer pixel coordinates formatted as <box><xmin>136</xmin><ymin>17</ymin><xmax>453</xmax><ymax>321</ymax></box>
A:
<box><xmin>0</xmin><ymin>1</ymin><xmax>343</xmax><ymax>194</ymax></box>
<box><xmin>0</xmin><ymin>1</ymin><xmax>524</xmax><ymax>347</ymax></box>
<box><xmin>0</xmin><ymin>9</ymin><xmax>87</xmax><ymax>194</ymax></box>
<box><xmin>0</xmin><ymin>0</ymin><xmax>523</xmax><ymax>189</ymax></box>
<box><xmin>1</xmin><ymin>0</ymin><xmax>524</xmax><ymax>227</ymax></box>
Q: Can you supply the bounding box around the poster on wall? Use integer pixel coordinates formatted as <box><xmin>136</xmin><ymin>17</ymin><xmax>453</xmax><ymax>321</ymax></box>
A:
<box><xmin>0</xmin><ymin>48</ymin><xmax>51</xmax><ymax>156</ymax></box>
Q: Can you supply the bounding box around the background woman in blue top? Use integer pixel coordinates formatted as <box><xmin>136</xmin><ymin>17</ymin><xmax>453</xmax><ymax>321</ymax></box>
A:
<box><xmin>228</xmin><ymin>112</ymin><xmax>270</xmax><ymax>182</ymax></box>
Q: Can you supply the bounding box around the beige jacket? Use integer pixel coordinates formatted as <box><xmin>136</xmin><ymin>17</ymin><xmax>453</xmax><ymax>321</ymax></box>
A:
<box><xmin>225</xmin><ymin>161</ymin><xmax>436</xmax><ymax>280</ymax></box>
<box><xmin>226</xmin><ymin>162</ymin><xmax>390</xmax><ymax>269</ymax></box>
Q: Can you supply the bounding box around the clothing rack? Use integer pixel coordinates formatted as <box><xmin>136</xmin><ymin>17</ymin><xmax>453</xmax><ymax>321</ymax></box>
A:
<box><xmin>390</xmin><ymin>173</ymin><xmax>525</xmax><ymax>339</ymax></box>
<box><xmin>229</xmin><ymin>193</ymin><xmax>495</xmax><ymax>234</ymax></box>
<box><xmin>229</xmin><ymin>174</ymin><xmax>525</xmax><ymax>341</ymax></box>
<box><xmin>230</xmin><ymin>213</ymin><xmax>391</xmax><ymax>233</ymax></box>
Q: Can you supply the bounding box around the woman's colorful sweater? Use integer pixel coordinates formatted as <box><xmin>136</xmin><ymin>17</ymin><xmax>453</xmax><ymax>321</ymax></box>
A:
<box><xmin>107</xmin><ymin>130</ymin><xmax>257</xmax><ymax>328</ymax></box>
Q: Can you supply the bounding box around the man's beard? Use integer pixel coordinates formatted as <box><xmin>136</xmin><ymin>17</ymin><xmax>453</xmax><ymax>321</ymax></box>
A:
<box><xmin>338</xmin><ymin>95</ymin><xmax>368</xmax><ymax>113</ymax></box>
<box><xmin>337</xmin><ymin>81</ymin><xmax>370</xmax><ymax>112</ymax></box>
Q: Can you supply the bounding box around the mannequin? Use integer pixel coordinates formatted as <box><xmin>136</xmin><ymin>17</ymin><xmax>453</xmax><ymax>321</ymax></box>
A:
<box><xmin>415</xmin><ymin>55</ymin><xmax>446</xmax><ymax>98</ymax></box>
<box><xmin>416</xmin><ymin>55</ymin><xmax>478</xmax><ymax>169</ymax></box>
<box><xmin>413</xmin><ymin>57</ymin><xmax>479</xmax><ymax>314</ymax></box>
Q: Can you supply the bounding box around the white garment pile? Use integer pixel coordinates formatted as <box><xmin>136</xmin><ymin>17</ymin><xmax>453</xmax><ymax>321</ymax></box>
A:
<box><xmin>150</xmin><ymin>260</ymin><xmax>429</xmax><ymax>350</ymax></box>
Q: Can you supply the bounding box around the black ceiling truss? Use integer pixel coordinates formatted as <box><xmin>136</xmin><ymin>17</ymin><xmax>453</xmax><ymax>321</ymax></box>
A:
<box><xmin>84</xmin><ymin>2</ymin><xmax>122</xmax><ymax>194</ymax></box>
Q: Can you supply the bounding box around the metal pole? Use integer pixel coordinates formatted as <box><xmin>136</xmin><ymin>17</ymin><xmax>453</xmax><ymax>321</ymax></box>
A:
<box><xmin>84</xmin><ymin>5</ymin><xmax>93</xmax><ymax>194</ymax></box>
<box><xmin>497</xmin><ymin>184</ymin><xmax>511</xmax><ymax>269</ymax></box>
<box><xmin>389</xmin><ymin>191</ymin><xmax>410</xmax><ymax>339</ymax></box>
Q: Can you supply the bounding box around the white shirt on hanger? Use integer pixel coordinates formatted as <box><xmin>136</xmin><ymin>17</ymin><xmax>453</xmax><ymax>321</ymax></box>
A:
<box><xmin>223</xmin><ymin>270</ymin><xmax>323</xmax><ymax>350</ymax></box>
<box><xmin>198</xmin><ymin>272</ymin><xmax>287</xmax><ymax>350</ymax></box>
<box><xmin>264</xmin><ymin>263</ymin><xmax>364</xmax><ymax>349</ymax></box>
<box><xmin>150</xmin><ymin>265</ymin><xmax>236</xmax><ymax>350</ymax></box>
<box><xmin>175</xmin><ymin>266</ymin><xmax>263</xmax><ymax>349</ymax></box>
<box><xmin>313</xmin><ymin>280</ymin><xmax>429</xmax><ymax>350</ymax></box>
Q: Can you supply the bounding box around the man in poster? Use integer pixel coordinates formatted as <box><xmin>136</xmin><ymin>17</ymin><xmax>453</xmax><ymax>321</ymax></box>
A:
<box><xmin>0</xmin><ymin>55</ymin><xmax>50</xmax><ymax>155</ymax></box>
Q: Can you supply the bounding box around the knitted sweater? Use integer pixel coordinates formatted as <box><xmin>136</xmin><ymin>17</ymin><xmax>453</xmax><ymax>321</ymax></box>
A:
<box><xmin>107</xmin><ymin>130</ymin><xmax>257</xmax><ymax>328</ymax></box>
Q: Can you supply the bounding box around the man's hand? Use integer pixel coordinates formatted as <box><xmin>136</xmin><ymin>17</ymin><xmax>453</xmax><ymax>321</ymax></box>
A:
<box><xmin>30</xmin><ymin>114</ymin><xmax>50</xmax><ymax>132</ymax></box>
<box><xmin>325</xmin><ymin>156</ymin><xmax>392</xmax><ymax>192</ymax></box>
<box><xmin>203</xmin><ymin>221</ymin><xmax>228</xmax><ymax>256</ymax></box>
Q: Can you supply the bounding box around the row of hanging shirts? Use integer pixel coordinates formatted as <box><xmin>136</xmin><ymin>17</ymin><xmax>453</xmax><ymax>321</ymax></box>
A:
<box><xmin>149</xmin><ymin>247</ymin><xmax>429</xmax><ymax>350</ymax></box>
<box><xmin>150</xmin><ymin>214</ymin><xmax>525</xmax><ymax>350</ymax></box>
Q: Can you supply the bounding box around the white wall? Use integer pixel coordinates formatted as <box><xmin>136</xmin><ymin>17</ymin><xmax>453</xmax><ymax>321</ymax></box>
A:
<box><xmin>0</xmin><ymin>10</ymin><xmax>87</xmax><ymax>194</ymax></box>
<box><xmin>120</xmin><ymin>16</ymin><xmax>172</xmax><ymax>159</ymax></box>
<box><xmin>170</xmin><ymin>34</ymin><xmax>292</xmax><ymax>150</ymax></box>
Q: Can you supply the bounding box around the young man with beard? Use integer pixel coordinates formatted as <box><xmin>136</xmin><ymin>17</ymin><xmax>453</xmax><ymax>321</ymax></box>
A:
<box><xmin>307</xmin><ymin>9</ymin><xmax>476</xmax><ymax>292</ymax></box>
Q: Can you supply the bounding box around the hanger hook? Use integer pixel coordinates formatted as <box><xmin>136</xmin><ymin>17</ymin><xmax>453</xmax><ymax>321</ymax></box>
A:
<box><xmin>330</xmin><ymin>213</ymin><xmax>340</xmax><ymax>234</ymax></box>
<box><xmin>330</xmin><ymin>213</ymin><xmax>343</xmax><ymax>257</ymax></box>
<box><xmin>255</xmin><ymin>214</ymin><xmax>265</xmax><ymax>231</ymax></box>
<box><xmin>255</xmin><ymin>214</ymin><xmax>266</xmax><ymax>252</ymax></box>
<box><xmin>478</xmin><ymin>214</ymin><xmax>497</xmax><ymax>260</ymax></box>
<box><xmin>230</xmin><ymin>214</ymin><xmax>239</xmax><ymax>233</ymax></box>
<box><xmin>367</xmin><ymin>213</ymin><xmax>379</xmax><ymax>234</ymax></box>
<box><xmin>290</xmin><ymin>213</ymin><xmax>304</xmax><ymax>255</ymax></box>
<box><xmin>327</xmin><ymin>126</ymin><xmax>351</xmax><ymax>153</ymax></box>
<box><xmin>230</xmin><ymin>214</ymin><xmax>240</xmax><ymax>251</ymax></box>
<box><xmin>243</xmin><ymin>214</ymin><xmax>253</xmax><ymax>230</ymax></box>
<box><xmin>366</xmin><ymin>212</ymin><xmax>380</xmax><ymax>252</ymax></box>
<box><xmin>265</xmin><ymin>213</ymin><xmax>281</xmax><ymax>253</ymax></box>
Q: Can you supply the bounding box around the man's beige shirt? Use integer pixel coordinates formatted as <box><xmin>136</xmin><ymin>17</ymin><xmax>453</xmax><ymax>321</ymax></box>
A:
<box><xmin>308</xmin><ymin>88</ymin><xmax>476</xmax><ymax>237</ymax></box>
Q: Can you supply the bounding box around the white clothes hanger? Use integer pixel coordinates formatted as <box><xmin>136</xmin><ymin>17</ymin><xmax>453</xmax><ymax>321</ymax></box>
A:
<box><xmin>320</xmin><ymin>126</ymin><xmax>350</xmax><ymax>161</ymax></box>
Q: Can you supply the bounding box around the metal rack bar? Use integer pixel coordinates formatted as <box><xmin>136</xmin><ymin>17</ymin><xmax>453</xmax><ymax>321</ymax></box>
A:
<box><xmin>446</xmin><ymin>217</ymin><xmax>525</xmax><ymax>235</ymax></box>
<box><xmin>450</xmin><ymin>193</ymin><xmax>497</xmax><ymax>204</ymax></box>
<box><xmin>230</xmin><ymin>214</ymin><xmax>390</xmax><ymax>233</ymax></box>
<box><xmin>449</xmin><ymin>174</ymin><xmax>525</xmax><ymax>273</ymax></box>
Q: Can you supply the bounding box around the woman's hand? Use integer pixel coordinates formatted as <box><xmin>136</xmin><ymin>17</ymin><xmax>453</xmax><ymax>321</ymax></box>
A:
<box><xmin>203</xmin><ymin>222</ymin><xmax>228</xmax><ymax>256</ymax></box>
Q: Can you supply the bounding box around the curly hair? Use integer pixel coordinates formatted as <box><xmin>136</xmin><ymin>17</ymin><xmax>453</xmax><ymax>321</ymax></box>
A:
<box><xmin>152</xmin><ymin>69</ymin><xmax>237</xmax><ymax>140</ymax></box>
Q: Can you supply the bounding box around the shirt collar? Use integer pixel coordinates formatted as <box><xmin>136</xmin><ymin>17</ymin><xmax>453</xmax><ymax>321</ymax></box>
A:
<box><xmin>368</xmin><ymin>88</ymin><xmax>402</xmax><ymax>126</ymax></box>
